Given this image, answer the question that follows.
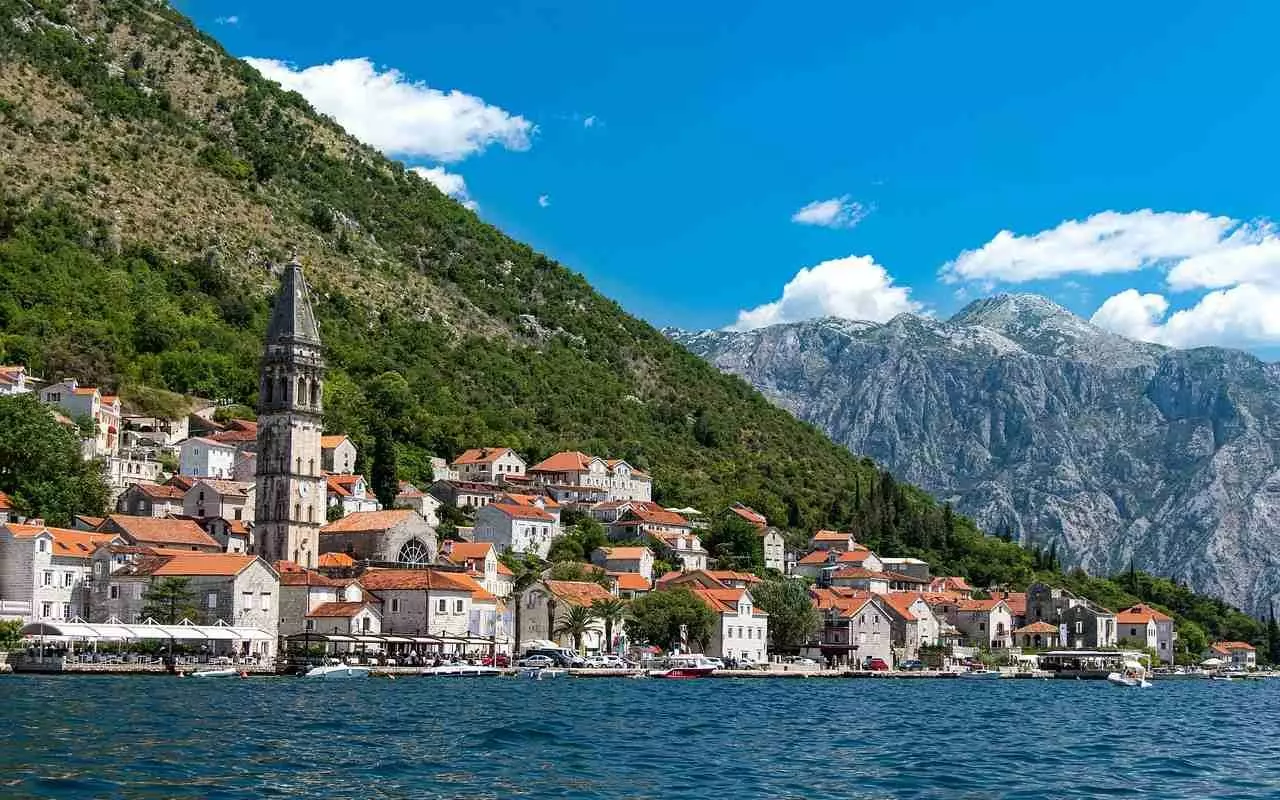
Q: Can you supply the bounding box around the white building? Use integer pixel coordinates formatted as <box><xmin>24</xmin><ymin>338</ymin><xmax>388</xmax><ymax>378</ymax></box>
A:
<box><xmin>473</xmin><ymin>497</ymin><xmax>561</xmax><ymax>558</ymax></box>
<box><xmin>357</xmin><ymin>569</ymin><xmax>497</xmax><ymax>643</ymax></box>
<box><xmin>178</xmin><ymin>437</ymin><xmax>237</xmax><ymax>479</ymax></box>
<box><xmin>528</xmin><ymin>451</ymin><xmax>652</xmax><ymax>502</ymax></box>
<box><xmin>0</xmin><ymin>365</ymin><xmax>36</xmax><ymax>395</ymax></box>
<box><xmin>39</xmin><ymin>379</ymin><xmax>121</xmax><ymax>457</ymax></box>
<box><xmin>450</xmin><ymin>447</ymin><xmax>527</xmax><ymax>484</ymax></box>
<box><xmin>394</xmin><ymin>482</ymin><xmax>441</xmax><ymax>527</ymax></box>
<box><xmin>321</xmin><ymin>435</ymin><xmax>358</xmax><ymax>475</ymax></box>
<box><xmin>691</xmin><ymin>586</ymin><xmax>768</xmax><ymax>663</ymax></box>
<box><xmin>761</xmin><ymin>528</ymin><xmax>786</xmax><ymax>573</ymax></box>
<box><xmin>185</xmin><ymin>478</ymin><xmax>255</xmax><ymax>523</ymax></box>
<box><xmin>0</xmin><ymin>523</ymin><xmax>119</xmax><ymax>622</ymax></box>
<box><xmin>591</xmin><ymin>546</ymin><xmax>655</xmax><ymax>581</ymax></box>
<box><xmin>116</xmin><ymin>482</ymin><xmax>186</xmax><ymax>518</ymax></box>
<box><xmin>326</xmin><ymin>474</ymin><xmax>381</xmax><ymax>517</ymax></box>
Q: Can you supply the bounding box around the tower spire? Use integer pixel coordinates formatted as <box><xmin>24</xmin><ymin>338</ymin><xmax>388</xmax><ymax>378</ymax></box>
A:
<box><xmin>265</xmin><ymin>257</ymin><xmax>321</xmax><ymax>347</ymax></box>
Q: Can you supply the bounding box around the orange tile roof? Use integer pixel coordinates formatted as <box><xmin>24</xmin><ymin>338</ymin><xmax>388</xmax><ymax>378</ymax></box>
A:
<box><xmin>452</xmin><ymin>447</ymin><xmax>519</xmax><ymax>466</ymax></box>
<box><xmin>150</xmin><ymin>553</ymin><xmax>260</xmax><ymax>577</ymax></box>
<box><xmin>4</xmin><ymin>524</ymin><xmax>118</xmax><ymax>559</ymax></box>
<box><xmin>598</xmin><ymin>546</ymin><xmax>651</xmax><ymax>560</ymax></box>
<box><xmin>691</xmin><ymin>586</ymin><xmax>749</xmax><ymax>614</ymax></box>
<box><xmin>704</xmin><ymin>570</ymin><xmax>762</xmax><ymax>584</ymax></box>
<box><xmin>728</xmin><ymin>503</ymin><xmax>767</xmax><ymax>526</ymax></box>
<box><xmin>798</xmin><ymin>550</ymin><xmax>833</xmax><ymax>565</ymax></box>
<box><xmin>953</xmin><ymin>598</ymin><xmax>1005</xmax><ymax>612</ymax></box>
<box><xmin>486</xmin><ymin>502</ymin><xmax>555</xmax><ymax>522</ymax></box>
<box><xmin>307</xmin><ymin>601</ymin><xmax>373</xmax><ymax>618</ymax></box>
<box><xmin>811</xmin><ymin>529</ymin><xmax>852</xmax><ymax>542</ymax></box>
<box><xmin>830</xmin><ymin>566</ymin><xmax>890</xmax><ymax>580</ymax></box>
<box><xmin>544</xmin><ymin>579</ymin><xmax>614</xmax><ymax>606</ymax></box>
<box><xmin>104</xmin><ymin>515</ymin><xmax>220</xmax><ymax>549</ymax></box>
<box><xmin>443</xmin><ymin>541</ymin><xmax>495</xmax><ymax>562</ymax></box>
<box><xmin>277</xmin><ymin>564</ymin><xmax>346</xmax><ymax>587</ymax></box>
<box><xmin>1013</xmin><ymin>621</ymin><xmax>1059</xmax><ymax>635</ymax></box>
<box><xmin>529</xmin><ymin>451</ymin><xmax>594</xmax><ymax>472</ymax></box>
<box><xmin>0</xmin><ymin>490</ymin><xmax>13</xmax><ymax>509</ymax></box>
<box><xmin>836</xmin><ymin>549</ymin><xmax>876</xmax><ymax>564</ymax></box>
<box><xmin>501</xmin><ymin>492</ymin><xmax>561</xmax><ymax>509</ymax></box>
<box><xmin>209</xmin><ymin>428</ymin><xmax>256</xmax><ymax>444</ymax></box>
<box><xmin>322</xmin><ymin>510</ymin><xmax>416</xmax><ymax>534</ymax></box>
<box><xmin>1212</xmin><ymin>641</ymin><xmax>1256</xmax><ymax>652</ymax></box>
<box><xmin>880</xmin><ymin>592</ymin><xmax>929</xmax><ymax>621</ymax></box>
<box><xmin>318</xmin><ymin>552</ymin><xmax>356</xmax><ymax>568</ymax></box>
<box><xmin>608</xmin><ymin>572</ymin><xmax>651</xmax><ymax>591</ymax></box>
<box><xmin>358</xmin><ymin>569</ymin><xmax>479</xmax><ymax>593</ymax></box>
<box><xmin>616</xmin><ymin>501</ymin><xmax>689</xmax><ymax>527</ymax></box>
<box><xmin>396</xmin><ymin>481</ymin><xmax>424</xmax><ymax>497</ymax></box>
<box><xmin>320</xmin><ymin>435</ymin><xmax>352</xmax><ymax>449</ymax></box>
<box><xmin>193</xmin><ymin>478</ymin><xmax>251</xmax><ymax>497</ymax></box>
<box><xmin>495</xmin><ymin>561</ymin><xmax>514</xmax><ymax>576</ymax></box>
<box><xmin>991</xmin><ymin>591</ymin><xmax>1027</xmax><ymax>616</ymax></box>
<box><xmin>75</xmin><ymin>515</ymin><xmax>105</xmax><ymax>529</ymax></box>
<box><xmin>326</xmin><ymin>474</ymin><xmax>369</xmax><ymax>498</ymax></box>
<box><xmin>809</xmin><ymin>586</ymin><xmax>873</xmax><ymax>617</ymax></box>
<box><xmin>1117</xmin><ymin>603</ymin><xmax>1173</xmax><ymax>624</ymax></box>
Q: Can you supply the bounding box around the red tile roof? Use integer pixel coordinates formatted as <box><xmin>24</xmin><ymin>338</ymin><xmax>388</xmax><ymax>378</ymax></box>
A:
<box><xmin>544</xmin><ymin>579</ymin><xmax>614</xmax><ymax>606</ymax></box>
<box><xmin>149</xmin><ymin>553</ymin><xmax>261</xmax><ymax>577</ymax></box>
<box><xmin>103</xmin><ymin>515</ymin><xmax>220</xmax><ymax>549</ymax></box>
<box><xmin>1014</xmin><ymin>621</ymin><xmax>1059</xmax><ymax>635</ymax></box>
<box><xmin>953</xmin><ymin>598</ymin><xmax>1006</xmax><ymax>613</ymax></box>
<box><xmin>880</xmin><ymin>592</ymin><xmax>929</xmax><ymax>621</ymax></box>
<box><xmin>0</xmin><ymin>489</ymin><xmax>12</xmax><ymax>510</ymax></box>
<box><xmin>1117</xmin><ymin>603</ymin><xmax>1173</xmax><ymax>624</ymax></box>
<box><xmin>326</xmin><ymin>474</ymin><xmax>369</xmax><ymax>498</ymax></box>
<box><xmin>193</xmin><ymin>478</ymin><xmax>251</xmax><ymax>497</ymax></box>
<box><xmin>798</xmin><ymin>550</ymin><xmax>833</xmax><ymax>566</ymax></box>
<box><xmin>616</xmin><ymin>501</ymin><xmax>689</xmax><ymax>527</ymax></box>
<box><xmin>728</xmin><ymin>503</ymin><xmax>767</xmax><ymax>527</ymax></box>
<box><xmin>598</xmin><ymin>546</ymin><xmax>651</xmax><ymax>560</ymax></box>
<box><xmin>358</xmin><ymin>569</ymin><xmax>480</xmax><ymax>593</ymax></box>
<box><xmin>608</xmin><ymin>572</ymin><xmax>651</xmax><ymax>592</ymax></box>
<box><xmin>500</xmin><ymin>492</ymin><xmax>561</xmax><ymax>509</ymax></box>
<box><xmin>529</xmin><ymin>451</ymin><xmax>594</xmax><ymax>472</ymax></box>
<box><xmin>307</xmin><ymin>602</ymin><xmax>373</xmax><ymax>618</ymax></box>
<box><xmin>486</xmin><ymin>502</ymin><xmax>555</xmax><ymax>522</ymax></box>
<box><xmin>704</xmin><ymin>570</ymin><xmax>762</xmax><ymax>584</ymax></box>
<box><xmin>4</xmin><ymin>524</ymin><xmax>118</xmax><ymax>559</ymax></box>
<box><xmin>318</xmin><ymin>552</ymin><xmax>356</xmax><ymax>568</ymax></box>
<box><xmin>443</xmin><ymin>541</ymin><xmax>495</xmax><ymax>563</ymax></box>
<box><xmin>320</xmin><ymin>435</ymin><xmax>351</xmax><ymax>450</ymax></box>
<box><xmin>1212</xmin><ymin>641</ymin><xmax>1256</xmax><ymax>652</ymax></box>
<box><xmin>322</xmin><ymin>509</ymin><xmax>417</xmax><ymax>534</ymax></box>
<box><xmin>452</xmin><ymin>447</ymin><xmax>519</xmax><ymax>466</ymax></box>
<box><xmin>277</xmin><ymin>564</ymin><xmax>347</xmax><ymax>587</ymax></box>
<box><xmin>132</xmin><ymin>482</ymin><xmax>185</xmax><ymax>500</ymax></box>
<box><xmin>811</xmin><ymin>529</ymin><xmax>852</xmax><ymax>542</ymax></box>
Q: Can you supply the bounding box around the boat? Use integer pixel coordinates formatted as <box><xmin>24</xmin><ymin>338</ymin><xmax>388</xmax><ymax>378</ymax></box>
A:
<box><xmin>1106</xmin><ymin>671</ymin><xmax>1152</xmax><ymax>688</ymax></box>
<box><xmin>304</xmin><ymin>663</ymin><xmax>371</xmax><ymax>680</ymax></box>
<box><xmin>190</xmin><ymin>668</ymin><xmax>240</xmax><ymax>679</ymax></box>
<box><xmin>959</xmin><ymin>669</ymin><xmax>1000</xmax><ymax>679</ymax></box>
<box><xmin>1209</xmin><ymin>674</ymin><xmax>1234</xmax><ymax>682</ymax></box>
<box><xmin>519</xmin><ymin>667</ymin><xmax>568</xmax><ymax>680</ymax></box>
<box><xmin>647</xmin><ymin>654</ymin><xmax>718</xmax><ymax>679</ymax></box>
<box><xmin>424</xmin><ymin>664</ymin><xmax>503</xmax><ymax>677</ymax></box>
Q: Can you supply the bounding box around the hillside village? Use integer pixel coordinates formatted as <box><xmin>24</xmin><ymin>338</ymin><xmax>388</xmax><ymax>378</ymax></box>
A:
<box><xmin>0</xmin><ymin>265</ymin><xmax>1266</xmax><ymax>673</ymax></box>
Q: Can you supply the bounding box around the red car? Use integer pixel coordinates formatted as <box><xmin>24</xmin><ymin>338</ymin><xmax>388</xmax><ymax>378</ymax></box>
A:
<box><xmin>865</xmin><ymin>657</ymin><xmax>889</xmax><ymax>671</ymax></box>
<box><xmin>481</xmin><ymin>654</ymin><xmax>510</xmax><ymax>667</ymax></box>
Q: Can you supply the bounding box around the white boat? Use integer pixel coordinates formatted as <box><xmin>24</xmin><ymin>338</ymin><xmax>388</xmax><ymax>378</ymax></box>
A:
<box><xmin>519</xmin><ymin>667</ymin><xmax>568</xmax><ymax>680</ymax></box>
<box><xmin>305</xmin><ymin>664</ymin><xmax>371</xmax><ymax>680</ymax></box>
<box><xmin>1209</xmin><ymin>674</ymin><xmax>1234</xmax><ymax>682</ymax></box>
<box><xmin>960</xmin><ymin>669</ymin><xmax>999</xmax><ymax>679</ymax></box>
<box><xmin>191</xmin><ymin>668</ymin><xmax>240</xmax><ymax>678</ymax></box>
<box><xmin>1107</xmin><ymin>671</ymin><xmax>1152</xmax><ymax>688</ymax></box>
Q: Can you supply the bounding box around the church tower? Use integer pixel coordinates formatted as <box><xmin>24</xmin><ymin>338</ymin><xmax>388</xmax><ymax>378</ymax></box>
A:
<box><xmin>255</xmin><ymin>258</ymin><xmax>326</xmax><ymax>568</ymax></box>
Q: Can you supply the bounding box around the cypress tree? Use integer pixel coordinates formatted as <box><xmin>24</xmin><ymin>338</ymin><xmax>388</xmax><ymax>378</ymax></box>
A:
<box><xmin>370</xmin><ymin>421</ymin><xmax>399</xmax><ymax>510</ymax></box>
<box><xmin>1268</xmin><ymin>602</ymin><xmax>1280</xmax><ymax>666</ymax></box>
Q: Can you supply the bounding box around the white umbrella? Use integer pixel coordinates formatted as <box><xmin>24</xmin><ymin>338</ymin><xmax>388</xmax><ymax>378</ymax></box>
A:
<box><xmin>1200</xmin><ymin>657</ymin><xmax>1223</xmax><ymax>667</ymax></box>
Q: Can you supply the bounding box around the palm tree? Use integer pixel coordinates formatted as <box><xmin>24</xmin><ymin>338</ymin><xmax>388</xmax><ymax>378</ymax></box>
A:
<box><xmin>553</xmin><ymin>605</ymin><xmax>598</xmax><ymax>654</ymax></box>
<box><xmin>590</xmin><ymin>597</ymin><xmax>629</xmax><ymax>655</ymax></box>
<box><xmin>501</xmin><ymin>551</ymin><xmax>546</xmax><ymax>658</ymax></box>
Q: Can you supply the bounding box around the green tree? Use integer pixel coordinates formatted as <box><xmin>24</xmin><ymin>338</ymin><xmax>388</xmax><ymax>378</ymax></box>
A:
<box><xmin>140</xmin><ymin>577</ymin><xmax>198</xmax><ymax>624</ymax></box>
<box><xmin>703</xmin><ymin>514</ymin><xmax>763</xmax><ymax>571</ymax></box>
<box><xmin>1268</xmin><ymin>602</ymin><xmax>1280</xmax><ymax>665</ymax></box>
<box><xmin>625</xmin><ymin>588</ymin><xmax>717</xmax><ymax>652</ymax></box>
<box><xmin>553</xmin><ymin>604</ymin><xmax>598</xmax><ymax>654</ymax></box>
<box><xmin>0</xmin><ymin>619</ymin><xmax>23</xmax><ymax>651</ymax></box>
<box><xmin>0</xmin><ymin>395</ymin><xmax>109</xmax><ymax>526</ymax></box>
<box><xmin>370</xmin><ymin>421</ymin><xmax>398</xmax><ymax>510</ymax></box>
<box><xmin>500</xmin><ymin>550</ymin><xmax>545</xmax><ymax>657</ymax></box>
<box><xmin>749</xmin><ymin>579</ymin><xmax>819</xmax><ymax>651</ymax></box>
<box><xmin>546</xmin><ymin>561</ymin><xmax>613</xmax><ymax>589</ymax></box>
<box><xmin>546</xmin><ymin>536</ymin><xmax>585</xmax><ymax>563</ymax></box>
<box><xmin>590</xmin><ymin>596</ymin><xmax>629</xmax><ymax>654</ymax></box>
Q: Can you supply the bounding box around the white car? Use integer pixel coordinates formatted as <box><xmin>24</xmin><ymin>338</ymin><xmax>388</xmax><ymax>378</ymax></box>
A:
<box><xmin>518</xmin><ymin>655</ymin><xmax>554</xmax><ymax>668</ymax></box>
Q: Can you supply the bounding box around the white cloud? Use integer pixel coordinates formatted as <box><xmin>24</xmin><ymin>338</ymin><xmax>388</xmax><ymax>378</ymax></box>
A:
<box><xmin>1091</xmin><ymin>284</ymin><xmax>1280</xmax><ymax>349</ymax></box>
<box><xmin>942</xmin><ymin>210</ymin><xmax>1239</xmax><ymax>283</ymax></box>
<box><xmin>583</xmin><ymin>115</ymin><xmax>598</xmax><ymax>128</ymax></box>
<box><xmin>537</xmin><ymin>194</ymin><xmax>550</xmax><ymax>208</ymax></box>
<box><xmin>791</xmin><ymin>196</ymin><xmax>870</xmax><ymax>229</ymax></box>
<box><xmin>242</xmin><ymin>57</ymin><xmax>534</xmax><ymax>162</ymax></box>
<box><xmin>729</xmin><ymin>255</ymin><xmax>921</xmax><ymax>331</ymax></box>
<box><xmin>216</xmin><ymin>15</ymin><xmax>239</xmax><ymax>24</ymax></box>
<box><xmin>409</xmin><ymin>166</ymin><xmax>477</xmax><ymax>211</ymax></box>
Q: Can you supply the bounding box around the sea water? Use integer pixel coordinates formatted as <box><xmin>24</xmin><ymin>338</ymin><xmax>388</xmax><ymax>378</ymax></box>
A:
<box><xmin>1</xmin><ymin>675</ymin><xmax>1276</xmax><ymax>799</ymax></box>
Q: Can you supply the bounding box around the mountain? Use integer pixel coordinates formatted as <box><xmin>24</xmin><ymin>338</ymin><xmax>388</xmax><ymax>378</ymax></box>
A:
<box><xmin>671</xmin><ymin>294</ymin><xmax>1280</xmax><ymax>615</ymax></box>
<box><xmin>0</xmin><ymin>0</ymin><xmax>905</xmax><ymax>533</ymax></box>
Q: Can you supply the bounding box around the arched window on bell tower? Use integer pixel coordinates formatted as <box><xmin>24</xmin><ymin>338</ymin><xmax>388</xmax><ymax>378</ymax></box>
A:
<box><xmin>264</xmin><ymin>375</ymin><xmax>274</xmax><ymax>405</ymax></box>
<box><xmin>297</xmin><ymin>376</ymin><xmax>307</xmax><ymax>407</ymax></box>
<box><xmin>310</xmin><ymin>379</ymin><xmax>320</xmax><ymax>408</ymax></box>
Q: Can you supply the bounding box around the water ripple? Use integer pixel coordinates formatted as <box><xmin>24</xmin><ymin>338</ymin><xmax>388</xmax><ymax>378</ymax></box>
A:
<box><xmin>2</xmin><ymin>675</ymin><xmax>1279</xmax><ymax>798</ymax></box>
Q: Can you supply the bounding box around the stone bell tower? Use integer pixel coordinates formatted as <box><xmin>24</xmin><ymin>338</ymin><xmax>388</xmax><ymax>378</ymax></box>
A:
<box><xmin>255</xmin><ymin>257</ymin><xmax>326</xmax><ymax>567</ymax></box>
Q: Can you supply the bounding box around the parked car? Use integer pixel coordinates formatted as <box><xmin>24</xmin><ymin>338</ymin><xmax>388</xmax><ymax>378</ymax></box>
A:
<box><xmin>787</xmin><ymin>656</ymin><xmax>818</xmax><ymax>666</ymax></box>
<box><xmin>864</xmin><ymin>657</ymin><xmax>890</xmax><ymax>671</ymax></box>
<box><xmin>481</xmin><ymin>654</ymin><xmax>511</xmax><ymax>667</ymax></box>
<box><xmin>518</xmin><ymin>655</ymin><xmax>554</xmax><ymax>668</ymax></box>
<box><xmin>899</xmin><ymin>659</ymin><xmax>924</xmax><ymax>671</ymax></box>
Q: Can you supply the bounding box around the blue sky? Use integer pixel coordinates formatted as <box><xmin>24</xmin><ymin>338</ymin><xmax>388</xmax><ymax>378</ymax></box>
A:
<box><xmin>181</xmin><ymin>1</ymin><xmax>1280</xmax><ymax>356</ymax></box>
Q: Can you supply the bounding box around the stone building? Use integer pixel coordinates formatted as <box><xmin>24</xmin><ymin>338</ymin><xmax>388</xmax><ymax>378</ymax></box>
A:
<box><xmin>319</xmin><ymin>509</ymin><xmax>438</xmax><ymax>565</ymax></box>
<box><xmin>254</xmin><ymin>259</ymin><xmax>327</xmax><ymax>568</ymax></box>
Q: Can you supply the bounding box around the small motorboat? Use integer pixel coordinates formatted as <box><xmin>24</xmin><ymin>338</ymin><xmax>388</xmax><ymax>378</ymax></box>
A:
<box><xmin>424</xmin><ymin>664</ymin><xmax>503</xmax><ymax>677</ymax></box>
<box><xmin>960</xmin><ymin>669</ymin><xmax>999</xmax><ymax>679</ymax></box>
<box><xmin>305</xmin><ymin>663</ymin><xmax>371</xmax><ymax>680</ymax></box>
<box><xmin>647</xmin><ymin>654</ymin><xmax>718</xmax><ymax>679</ymax></box>
<box><xmin>519</xmin><ymin>667</ymin><xmax>567</xmax><ymax>680</ymax></box>
<box><xmin>1209</xmin><ymin>674</ymin><xmax>1234</xmax><ymax>682</ymax></box>
<box><xmin>191</xmin><ymin>668</ymin><xmax>240</xmax><ymax>679</ymax></box>
<box><xmin>1107</xmin><ymin>671</ymin><xmax>1152</xmax><ymax>688</ymax></box>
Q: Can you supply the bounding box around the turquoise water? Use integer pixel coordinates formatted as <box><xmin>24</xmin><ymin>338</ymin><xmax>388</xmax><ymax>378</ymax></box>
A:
<box><xmin>1</xmin><ymin>675</ymin><xmax>1278</xmax><ymax>799</ymax></box>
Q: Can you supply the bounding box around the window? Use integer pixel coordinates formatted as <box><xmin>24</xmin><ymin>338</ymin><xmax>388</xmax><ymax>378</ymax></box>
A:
<box><xmin>41</xmin><ymin>602</ymin><xmax>52</xmax><ymax>618</ymax></box>
<box><xmin>259</xmin><ymin>593</ymin><xmax>271</xmax><ymax>611</ymax></box>
<box><xmin>1075</xmin><ymin>621</ymin><xmax>1083</xmax><ymax>634</ymax></box>
<box><xmin>43</xmin><ymin>571</ymin><xmax>53</xmax><ymax>586</ymax></box>
<box><xmin>398</xmin><ymin>539</ymin><xmax>430</xmax><ymax>566</ymax></box>
<box><xmin>979</xmin><ymin>621</ymin><xmax>986</xmax><ymax>631</ymax></box>
<box><xmin>94</xmin><ymin>562</ymin><xmax>104</xmax><ymax>578</ymax></box>
<box><xmin>242</xmin><ymin>592</ymin><xmax>253</xmax><ymax>611</ymax></box>
<box><xmin>234</xmin><ymin>508</ymin><xmax>242</xmax><ymax>521</ymax></box>
<box><xmin>1130</xmin><ymin>627</ymin><xmax>1138</xmax><ymax>637</ymax></box>
<box><xmin>109</xmin><ymin>586</ymin><xmax>119</xmax><ymax>600</ymax></box>
<box><xmin>63</xmin><ymin>572</ymin><xmax>73</xmax><ymax>588</ymax></box>
<box><xmin>62</xmin><ymin>603</ymin><xmax>71</xmax><ymax>619</ymax></box>
<box><xmin>207</xmin><ymin>592</ymin><xmax>218</xmax><ymax>609</ymax></box>
<box><xmin>455</xmin><ymin>599</ymin><xmax>464</xmax><ymax>614</ymax></box>
<box><xmin>305</xmin><ymin>619</ymin><xmax>315</xmax><ymax>632</ymax></box>
<box><xmin>37</xmin><ymin>539</ymin><xmax>48</xmax><ymax>553</ymax></box>
<box><xmin>436</xmin><ymin>598</ymin><xmax>447</xmax><ymax>613</ymax></box>
<box><xmin>390</xmin><ymin>598</ymin><xmax>401</xmax><ymax>613</ymax></box>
